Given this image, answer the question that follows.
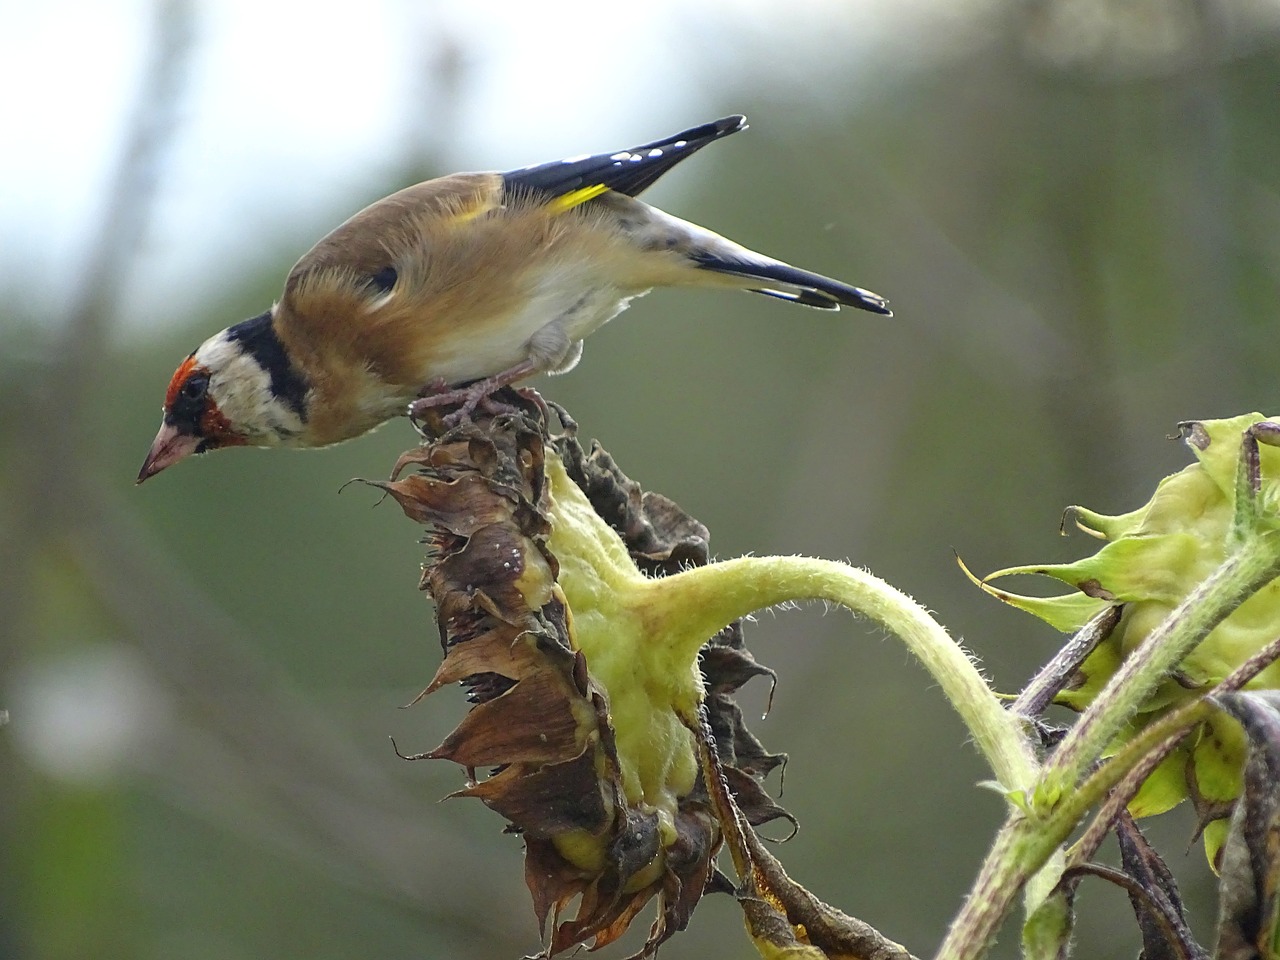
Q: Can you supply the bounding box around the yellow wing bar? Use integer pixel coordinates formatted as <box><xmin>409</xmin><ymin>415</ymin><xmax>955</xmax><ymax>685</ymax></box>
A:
<box><xmin>545</xmin><ymin>183</ymin><xmax>609</xmax><ymax>215</ymax></box>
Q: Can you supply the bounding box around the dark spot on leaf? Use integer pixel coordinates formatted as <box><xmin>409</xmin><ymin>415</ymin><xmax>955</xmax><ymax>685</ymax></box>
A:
<box><xmin>1077</xmin><ymin>579</ymin><xmax>1116</xmax><ymax>600</ymax></box>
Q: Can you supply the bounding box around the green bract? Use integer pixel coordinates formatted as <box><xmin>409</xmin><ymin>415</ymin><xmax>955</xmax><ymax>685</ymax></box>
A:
<box><xmin>978</xmin><ymin>414</ymin><xmax>1280</xmax><ymax>867</ymax></box>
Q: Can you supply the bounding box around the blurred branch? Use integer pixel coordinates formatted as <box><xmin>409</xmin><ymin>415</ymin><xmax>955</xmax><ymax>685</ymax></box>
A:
<box><xmin>1</xmin><ymin>2</ymin><xmax>518</xmax><ymax>952</ymax></box>
<box><xmin>76</xmin><ymin>480</ymin><xmax>525</xmax><ymax>945</ymax></box>
<box><xmin>0</xmin><ymin>4</ymin><xmax>196</xmax><ymax>954</ymax></box>
<box><xmin>397</xmin><ymin>5</ymin><xmax>467</xmax><ymax>180</ymax></box>
<box><xmin>58</xmin><ymin>0</ymin><xmax>193</xmax><ymax>417</ymax></box>
<box><xmin>3</xmin><ymin>0</ymin><xmax>194</xmax><ymax>556</ymax></box>
<box><xmin>0</xmin><ymin>0</ymin><xmax>195</xmax><ymax>688</ymax></box>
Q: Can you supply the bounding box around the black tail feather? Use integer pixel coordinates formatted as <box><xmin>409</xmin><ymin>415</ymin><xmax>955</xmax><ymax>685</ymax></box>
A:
<box><xmin>696</xmin><ymin>254</ymin><xmax>891</xmax><ymax>316</ymax></box>
<box><xmin>749</xmin><ymin>288</ymin><xmax>841</xmax><ymax>310</ymax></box>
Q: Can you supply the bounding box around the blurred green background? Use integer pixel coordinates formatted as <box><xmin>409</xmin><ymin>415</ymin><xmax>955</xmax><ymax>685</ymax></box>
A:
<box><xmin>3</xmin><ymin>0</ymin><xmax>1279</xmax><ymax>957</ymax></box>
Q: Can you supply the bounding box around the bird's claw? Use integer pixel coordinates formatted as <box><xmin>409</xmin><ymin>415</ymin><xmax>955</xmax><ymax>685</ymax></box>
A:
<box><xmin>407</xmin><ymin>385</ymin><xmax>524</xmax><ymax>433</ymax></box>
<box><xmin>408</xmin><ymin>389</ymin><xmax>481</xmax><ymax>432</ymax></box>
<box><xmin>409</xmin><ymin>361</ymin><xmax>543</xmax><ymax>434</ymax></box>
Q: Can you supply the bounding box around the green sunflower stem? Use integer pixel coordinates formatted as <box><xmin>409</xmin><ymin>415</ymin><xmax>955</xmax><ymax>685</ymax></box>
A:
<box><xmin>935</xmin><ymin>814</ymin><xmax>1062</xmax><ymax>960</ymax></box>
<box><xmin>638</xmin><ymin>555</ymin><xmax>1039</xmax><ymax>793</ymax></box>
<box><xmin>937</xmin><ymin>532</ymin><xmax>1280</xmax><ymax>960</ymax></box>
<box><xmin>1036</xmin><ymin>530</ymin><xmax>1280</xmax><ymax>811</ymax></box>
<box><xmin>935</xmin><ymin>703</ymin><xmax>1209</xmax><ymax>960</ymax></box>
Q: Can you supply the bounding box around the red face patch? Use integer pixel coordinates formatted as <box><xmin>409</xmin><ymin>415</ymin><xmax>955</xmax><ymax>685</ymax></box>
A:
<box><xmin>161</xmin><ymin>358</ymin><xmax>241</xmax><ymax>446</ymax></box>
<box><xmin>200</xmin><ymin>405</ymin><xmax>245</xmax><ymax>446</ymax></box>
<box><xmin>164</xmin><ymin>355</ymin><xmax>202</xmax><ymax>411</ymax></box>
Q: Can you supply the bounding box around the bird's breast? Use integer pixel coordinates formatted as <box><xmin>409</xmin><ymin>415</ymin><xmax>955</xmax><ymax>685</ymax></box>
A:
<box><xmin>420</xmin><ymin>266</ymin><xmax>642</xmax><ymax>384</ymax></box>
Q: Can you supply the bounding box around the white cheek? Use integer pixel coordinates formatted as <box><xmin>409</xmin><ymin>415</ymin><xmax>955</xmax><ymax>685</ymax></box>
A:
<box><xmin>194</xmin><ymin>332</ymin><xmax>307</xmax><ymax>442</ymax></box>
<box><xmin>224</xmin><ymin>377</ymin><xmax>305</xmax><ymax>441</ymax></box>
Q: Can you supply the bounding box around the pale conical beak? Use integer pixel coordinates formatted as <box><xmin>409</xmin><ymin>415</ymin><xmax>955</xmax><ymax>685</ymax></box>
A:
<box><xmin>137</xmin><ymin>423</ymin><xmax>201</xmax><ymax>484</ymax></box>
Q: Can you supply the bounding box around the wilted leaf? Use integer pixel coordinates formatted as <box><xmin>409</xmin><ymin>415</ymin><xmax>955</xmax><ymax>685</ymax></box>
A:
<box><xmin>381</xmin><ymin>391</ymin><xmax>794</xmax><ymax>957</ymax></box>
<box><xmin>1212</xmin><ymin>691</ymin><xmax>1280</xmax><ymax>960</ymax></box>
<box><xmin>1115</xmin><ymin>814</ymin><xmax>1207</xmax><ymax>960</ymax></box>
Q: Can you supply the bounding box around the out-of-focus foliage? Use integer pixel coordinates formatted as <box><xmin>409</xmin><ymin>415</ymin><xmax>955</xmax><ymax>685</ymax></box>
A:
<box><xmin>3</xmin><ymin>1</ymin><xmax>1280</xmax><ymax>958</ymax></box>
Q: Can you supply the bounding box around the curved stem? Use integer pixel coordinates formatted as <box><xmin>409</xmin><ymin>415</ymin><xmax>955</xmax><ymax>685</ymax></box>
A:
<box><xmin>638</xmin><ymin>555</ymin><xmax>1038</xmax><ymax>792</ymax></box>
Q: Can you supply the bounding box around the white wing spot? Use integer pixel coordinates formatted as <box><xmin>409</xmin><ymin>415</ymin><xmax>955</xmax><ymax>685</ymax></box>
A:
<box><xmin>647</xmin><ymin>148</ymin><xmax>663</xmax><ymax>157</ymax></box>
<box><xmin>673</xmin><ymin>140</ymin><xmax>687</xmax><ymax>148</ymax></box>
<box><xmin>610</xmin><ymin>152</ymin><xmax>632</xmax><ymax>161</ymax></box>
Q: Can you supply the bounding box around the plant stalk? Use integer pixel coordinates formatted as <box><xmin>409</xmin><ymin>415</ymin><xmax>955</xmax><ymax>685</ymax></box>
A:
<box><xmin>641</xmin><ymin>555</ymin><xmax>1039</xmax><ymax>793</ymax></box>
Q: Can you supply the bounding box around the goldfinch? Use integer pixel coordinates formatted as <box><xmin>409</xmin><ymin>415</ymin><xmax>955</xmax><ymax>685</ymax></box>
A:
<box><xmin>138</xmin><ymin>115</ymin><xmax>890</xmax><ymax>483</ymax></box>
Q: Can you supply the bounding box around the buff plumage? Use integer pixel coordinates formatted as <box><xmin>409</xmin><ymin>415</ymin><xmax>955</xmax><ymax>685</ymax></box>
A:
<box><xmin>139</xmin><ymin>115</ymin><xmax>890</xmax><ymax>482</ymax></box>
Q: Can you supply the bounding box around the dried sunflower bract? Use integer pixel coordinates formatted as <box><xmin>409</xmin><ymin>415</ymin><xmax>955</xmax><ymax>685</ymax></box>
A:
<box><xmin>373</xmin><ymin>394</ymin><xmax>790</xmax><ymax>956</ymax></box>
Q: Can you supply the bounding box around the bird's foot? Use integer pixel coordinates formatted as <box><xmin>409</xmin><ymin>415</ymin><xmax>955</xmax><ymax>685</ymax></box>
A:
<box><xmin>511</xmin><ymin>386</ymin><xmax>551</xmax><ymax>423</ymax></box>
<box><xmin>408</xmin><ymin>362</ymin><xmax>541</xmax><ymax>433</ymax></box>
<box><xmin>408</xmin><ymin>385</ymin><xmax>488</xmax><ymax>431</ymax></box>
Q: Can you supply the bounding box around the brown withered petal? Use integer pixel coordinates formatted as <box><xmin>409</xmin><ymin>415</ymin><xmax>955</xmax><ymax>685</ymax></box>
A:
<box><xmin>691</xmin><ymin>703</ymin><xmax>918</xmax><ymax>960</ymax></box>
<box><xmin>1211</xmin><ymin>691</ymin><xmax>1280</xmax><ymax>960</ymax></box>
<box><xmin>660</xmin><ymin>806</ymin><xmax>721</xmax><ymax>934</ymax></box>
<box><xmin>457</xmin><ymin>741</ymin><xmax>611</xmax><ymax>838</ymax></box>
<box><xmin>1115</xmin><ymin>814</ymin><xmax>1207</xmax><ymax>960</ymax></box>
<box><xmin>524</xmin><ymin>835</ymin><xmax>591</xmax><ymax>932</ymax></box>
<box><xmin>700</xmin><ymin>636</ymin><xmax>778</xmax><ymax>697</ymax></box>
<box><xmin>375</xmin><ymin>391</ymin><xmax>791</xmax><ymax>958</ymax></box>
<box><xmin>722</xmin><ymin>766</ymin><xmax>798</xmax><ymax>834</ymax></box>
<box><xmin>427</xmin><ymin>665</ymin><xmax>587</xmax><ymax>767</ymax></box>
<box><xmin>557</xmin><ymin>439</ymin><xmax>711</xmax><ymax>578</ymax></box>
<box><xmin>706</xmin><ymin>691</ymin><xmax>787</xmax><ymax>784</ymax></box>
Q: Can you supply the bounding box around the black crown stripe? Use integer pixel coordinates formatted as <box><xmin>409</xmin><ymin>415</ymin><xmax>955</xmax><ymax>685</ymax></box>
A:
<box><xmin>226</xmin><ymin>311</ymin><xmax>310</xmax><ymax>420</ymax></box>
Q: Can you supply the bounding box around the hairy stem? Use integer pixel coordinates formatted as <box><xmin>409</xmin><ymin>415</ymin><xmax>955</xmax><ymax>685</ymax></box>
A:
<box><xmin>639</xmin><ymin>555</ymin><xmax>1038</xmax><ymax>792</ymax></box>
<box><xmin>936</xmin><ymin>582</ymin><xmax>1280</xmax><ymax>960</ymax></box>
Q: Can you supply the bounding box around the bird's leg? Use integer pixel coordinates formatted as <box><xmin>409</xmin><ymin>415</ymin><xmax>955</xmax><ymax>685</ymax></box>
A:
<box><xmin>408</xmin><ymin>359</ymin><xmax>541</xmax><ymax>426</ymax></box>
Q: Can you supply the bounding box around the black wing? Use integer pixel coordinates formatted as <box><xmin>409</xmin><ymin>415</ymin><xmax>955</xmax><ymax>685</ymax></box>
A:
<box><xmin>502</xmin><ymin>115</ymin><xmax>747</xmax><ymax>201</ymax></box>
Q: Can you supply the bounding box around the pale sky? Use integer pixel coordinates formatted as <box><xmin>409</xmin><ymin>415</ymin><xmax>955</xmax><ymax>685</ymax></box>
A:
<box><xmin>0</xmin><ymin>0</ymin><xmax>960</xmax><ymax>334</ymax></box>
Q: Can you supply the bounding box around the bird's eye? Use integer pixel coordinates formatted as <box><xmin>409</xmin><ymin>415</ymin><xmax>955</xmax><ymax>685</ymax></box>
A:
<box><xmin>366</xmin><ymin>265</ymin><xmax>398</xmax><ymax>294</ymax></box>
<box><xmin>181</xmin><ymin>373</ymin><xmax>210</xmax><ymax>402</ymax></box>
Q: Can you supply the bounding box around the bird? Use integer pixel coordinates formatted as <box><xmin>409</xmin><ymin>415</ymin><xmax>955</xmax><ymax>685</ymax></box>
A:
<box><xmin>138</xmin><ymin>115</ymin><xmax>890</xmax><ymax>483</ymax></box>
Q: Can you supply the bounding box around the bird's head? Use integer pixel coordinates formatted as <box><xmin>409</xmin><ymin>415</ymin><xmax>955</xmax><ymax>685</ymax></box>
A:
<box><xmin>137</xmin><ymin>313</ymin><xmax>310</xmax><ymax>483</ymax></box>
